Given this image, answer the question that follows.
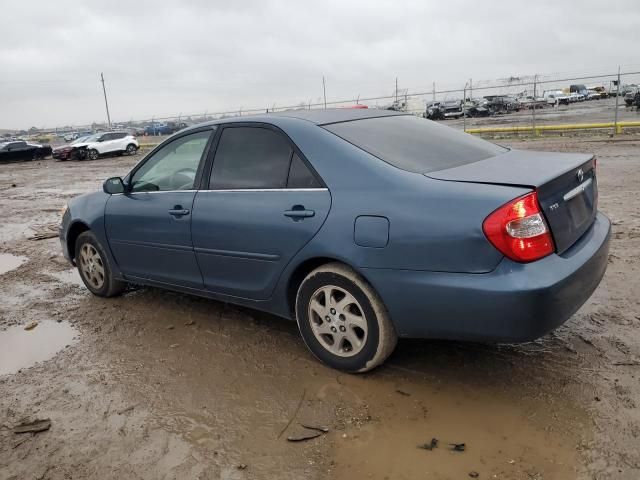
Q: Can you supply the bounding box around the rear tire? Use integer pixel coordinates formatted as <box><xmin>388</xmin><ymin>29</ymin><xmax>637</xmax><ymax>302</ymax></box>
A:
<box><xmin>126</xmin><ymin>143</ymin><xmax>137</xmax><ymax>155</ymax></box>
<box><xmin>295</xmin><ymin>262</ymin><xmax>397</xmax><ymax>373</ymax></box>
<box><xmin>75</xmin><ymin>231</ymin><xmax>126</xmax><ymax>297</ymax></box>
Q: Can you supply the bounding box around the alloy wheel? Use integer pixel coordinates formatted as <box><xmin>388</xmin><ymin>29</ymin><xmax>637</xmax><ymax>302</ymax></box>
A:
<box><xmin>79</xmin><ymin>243</ymin><xmax>105</xmax><ymax>290</ymax></box>
<box><xmin>308</xmin><ymin>285</ymin><xmax>368</xmax><ymax>357</ymax></box>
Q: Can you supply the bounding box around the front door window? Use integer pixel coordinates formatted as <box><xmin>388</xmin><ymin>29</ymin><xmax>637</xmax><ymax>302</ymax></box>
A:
<box><xmin>131</xmin><ymin>130</ymin><xmax>212</xmax><ymax>192</ymax></box>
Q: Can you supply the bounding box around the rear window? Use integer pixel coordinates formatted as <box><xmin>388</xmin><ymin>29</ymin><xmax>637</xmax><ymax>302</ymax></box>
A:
<box><xmin>323</xmin><ymin>115</ymin><xmax>507</xmax><ymax>174</ymax></box>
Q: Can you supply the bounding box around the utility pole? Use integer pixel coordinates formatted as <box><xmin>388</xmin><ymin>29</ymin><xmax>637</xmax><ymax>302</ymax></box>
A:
<box><xmin>469</xmin><ymin>78</ymin><xmax>473</xmax><ymax>100</ymax></box>
<box><xmin>532</xmin><ymin>74</ymin><xmax>537</xmax><ymax>136</ymax></box>
<box><xmin>322</xmin><ymin>76</ymin><xmax>327</xmax><ymax>109</ymax></box>
<box><xmin>432</xmin><ymin>82</ymin><xmax>435</xmax><ymax>102</ymax></box>
<box><xmin>614</xmin><ymin>65</ymin><xmax>621</xmax><ymax>135</ymax></box>
<box><xmin>463</xmin><ymin>82</ymin><xmax>468</xmax><ymax>132</ymax></box>
<box><xmin>395</xmin><ymin>77</ymin><xmax>398</xmax><ymax>103</ymax></box>
<box><xmin>100</xmin><ymin>72</ymin><xmax>112</xmax><ymax>129</ymax></box>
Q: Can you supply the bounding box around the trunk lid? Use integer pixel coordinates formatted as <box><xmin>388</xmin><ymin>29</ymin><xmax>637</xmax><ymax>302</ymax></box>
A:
<box><xmin>426</xmin><ymin>149</ymin><xmax>597</xmax><ymax>254</ymax></box>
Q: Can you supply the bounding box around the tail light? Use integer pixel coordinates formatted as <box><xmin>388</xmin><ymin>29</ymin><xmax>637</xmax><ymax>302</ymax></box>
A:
<box><xmin>482</xmin><ymin>191</ymin><xmax>554</xmax><ymax>263</ymax></box>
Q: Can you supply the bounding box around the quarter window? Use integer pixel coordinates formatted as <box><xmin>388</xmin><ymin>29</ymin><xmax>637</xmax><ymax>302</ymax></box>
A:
<box><xmin>130</xmin><ymin>130</ymin><xmax>212</xmax><ymax>192</ymax></box>
<box><xmin>209</xmin><ymin>127</ymin><xmax>293</xmax><ymax>190</ymax></box>
<box><xmin>287</xmin><ymin>153</ymin><xmax>321</xmax><ymax>188</ymax></box>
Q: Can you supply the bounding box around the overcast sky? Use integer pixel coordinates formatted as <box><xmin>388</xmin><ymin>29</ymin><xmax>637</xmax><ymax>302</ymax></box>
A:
<box><xmin>1</xmin><ymin>0</ymin><xmax>638</xmax><ymax>129</ymax></box>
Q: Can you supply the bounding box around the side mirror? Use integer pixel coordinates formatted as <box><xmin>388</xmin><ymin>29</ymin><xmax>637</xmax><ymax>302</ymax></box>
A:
<box><xmin>103</xmin><ymin>177</ymin><xmax>125</xmax><ymax>194</ymax></box>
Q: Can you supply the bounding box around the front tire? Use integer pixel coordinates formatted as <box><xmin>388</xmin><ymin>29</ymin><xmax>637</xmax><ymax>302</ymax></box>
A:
<box><xmin>75</xmin><ymin>231</ymin><xmax>126</xmax><ymax>297</ymax></box>
<box><xmin>295</xmin><ymin>262</ymin><xmax>397</xmax><ymax>373</ymax></box>
<box><xmin>87</xmin><ymin>149</ymin><xmax>99</xmax><ymax>160</ymax></box>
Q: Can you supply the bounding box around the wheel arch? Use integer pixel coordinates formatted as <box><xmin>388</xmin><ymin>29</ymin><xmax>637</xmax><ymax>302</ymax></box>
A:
<box><xmin>66</xmin><ymin>221</ymin><xmax>91</xmax><ymax>261</ymax></box>
<box><xmin>285</xmin><ymin>256</ymin><xmax>374</xmax><ymax>318</ymax></box>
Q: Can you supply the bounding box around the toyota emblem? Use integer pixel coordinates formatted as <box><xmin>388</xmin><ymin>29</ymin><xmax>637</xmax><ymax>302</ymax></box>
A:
<box><xmin>576</xmin><ymin>168</ymin><xmax>584</xmax><ymax>182</ymax></box>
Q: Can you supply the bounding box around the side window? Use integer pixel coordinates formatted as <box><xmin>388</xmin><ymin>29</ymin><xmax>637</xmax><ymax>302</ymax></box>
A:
<box><xmin>114</xmin><ymin>133</ymin><xmax>126</xmax><ymax>140</ymax></box>
<box><xmin>99</xmin><ymin>134</ymin><xmax>110</xmax><ymax>142</ymax></box>
<box><xmin>130</xmin><ymin>130</ymin><xmax>212</xmax><ymax>192</ymax></box>
<box><xmin>287</xmin><ymin>153</ymin><xmax>321</xmax><ymax>188</ymax></box>
<box><xmin>209</xmin><ymin>127</ymin><xmax>292</xmax><ymax>190</ymax></box>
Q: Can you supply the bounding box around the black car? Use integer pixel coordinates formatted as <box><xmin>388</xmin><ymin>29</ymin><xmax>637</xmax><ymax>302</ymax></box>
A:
<box><xmin>484</xmin><ymin>96</ymin><xmax>520</xmax><ymax>114</ymax></box>
<box><xmin>0</xmin><ymin>141</ymin><xmax>52</xmax><ymax>162</ymax></box>
<box><xmin>425</xmin><ymin>100</ymin><xmax>464</xmax><ymax>120</ymax></box>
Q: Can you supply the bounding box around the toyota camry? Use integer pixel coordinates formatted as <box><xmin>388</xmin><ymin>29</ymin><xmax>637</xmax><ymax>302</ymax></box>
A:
<box><xmin>59</xmin><ymin>109</ymin><xmax>610</xmax><ymax>372</ymax></box>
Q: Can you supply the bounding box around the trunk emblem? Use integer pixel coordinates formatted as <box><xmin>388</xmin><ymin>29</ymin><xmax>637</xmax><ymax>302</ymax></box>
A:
<box><xmin>576</xmin><ymin>168</ymin><xmax>584</xmax><ymax>182</ymax></box>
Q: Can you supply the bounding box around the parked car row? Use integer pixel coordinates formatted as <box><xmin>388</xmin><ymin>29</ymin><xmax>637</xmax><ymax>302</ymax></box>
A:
<box><xmin>426</xmin><ymin>95</ymin><xmax>522</xmax><ymax>120</ymax></box>
<box><xmin>426</xmin><ymin>83</ymin><xmax>612</xmax><ymax>120</ymax></box>
<box><xmin>543</xmin><ymin>85</ymin><xmax>608</xmax><ymax>105</ymax></box>
<box><xmin>143</xmin><ymin>121</ymin><xmax>190</xmax><ymax>136</ymax></box>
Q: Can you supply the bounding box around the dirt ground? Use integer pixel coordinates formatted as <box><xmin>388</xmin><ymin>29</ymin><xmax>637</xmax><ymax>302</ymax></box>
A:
<box><xmin>1</xmin><ymin>132</ymin><xmax>639</xmax><ymax>480</ymax></box>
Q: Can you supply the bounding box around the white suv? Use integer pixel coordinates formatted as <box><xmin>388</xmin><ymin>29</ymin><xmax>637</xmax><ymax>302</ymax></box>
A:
<box><xmin>85</xmin><ymin>132</ymin><xmax>139</xmax><ymax>160</ymax></box>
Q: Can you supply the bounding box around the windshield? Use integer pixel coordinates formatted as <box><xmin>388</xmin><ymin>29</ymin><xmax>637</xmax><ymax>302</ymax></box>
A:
<box><xmin>324</xmin><ymin>115</ymin><xmax>508</xmax><ymax>174</ymax></box>
<box><xmin>71</xmin><ymin>136</ymin><xmax>90</xmax><ymax>144</ymax></box>
<box><xmin>82</xmin><ymin>134</ymin><xmax>101</xmax><ymax>143</ymax></box>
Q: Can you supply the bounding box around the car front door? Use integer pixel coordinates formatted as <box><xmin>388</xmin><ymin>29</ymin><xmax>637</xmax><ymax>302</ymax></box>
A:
<box><xmin>98</xmin><ymin>133</ymin><xmax>118</xmax><ymax>153</ymax></box>
<box><xmin>7</xmin><ymin>142</ymin><xmax>31</xmax><ymax>161</ymax></box>
<box><xmin>105</xmin><ymin>128</ymin><xmax>215</xmax><ymax>288</ymax></box>
<box><xmin>192</xmin><ymin>124</ymin><xmax>331</xmax><ymax>300</ymax></box>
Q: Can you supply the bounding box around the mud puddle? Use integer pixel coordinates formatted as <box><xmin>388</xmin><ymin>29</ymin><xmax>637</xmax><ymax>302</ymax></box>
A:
<box><xmin>48</xmin><ymin>268</ymin><xmax>84</xmax><ymax>287</ymax></box>
<box><xmin>332</xmin><ymin>374</ymin><xmax>583</xmax><ymax>479</ymax></box>
<box><xmin>0</xmin><ymin>320</ymin><xmax>78</xmax><ymax>376</ymax></box>
<box><xmin>0</xmin><ymin>253</ymin><xmax>26</xmax><ymax>275</ymax></box>
<box><xmin>85</xmin><ymin>289</ymin><xmax>587</xmax><ymax>479</ymax></box>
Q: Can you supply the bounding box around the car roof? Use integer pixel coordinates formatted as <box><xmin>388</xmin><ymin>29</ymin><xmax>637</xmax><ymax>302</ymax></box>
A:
<box><xmin>191</xmin><ymin>108</ymin><xmax>408</xmax><ymax>130</ymax></box>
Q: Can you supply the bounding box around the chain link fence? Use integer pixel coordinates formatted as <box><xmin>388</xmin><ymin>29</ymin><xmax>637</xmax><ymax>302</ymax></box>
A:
<box><xmin>46</xmin><ymin>67</ymin><xmax>640</xmax><ymax>138</ymax></box>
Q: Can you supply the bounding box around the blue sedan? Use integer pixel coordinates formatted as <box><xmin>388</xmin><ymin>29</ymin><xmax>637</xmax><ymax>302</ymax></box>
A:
<box><xmin>59</xmin><ymin>109</ymin><xmax>610</xmax><ymax>372</ymax></box>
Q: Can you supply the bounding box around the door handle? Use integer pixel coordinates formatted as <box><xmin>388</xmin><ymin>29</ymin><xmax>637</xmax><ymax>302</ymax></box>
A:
<box><xmin>284</xmin><ymin>205</ymin><xmax>315</xmax><ymax>219</ymax></box>
<box><xmin>168</xmin><ymin>208</ymin><xmax>190</xmax><ymax>217</ymax></box>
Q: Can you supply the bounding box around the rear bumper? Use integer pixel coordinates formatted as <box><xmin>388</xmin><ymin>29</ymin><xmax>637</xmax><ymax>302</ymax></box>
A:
<box><xmin>363</xmin><ymin>212</ymin><xmax>611</xmax><ymax>342</ymax></box>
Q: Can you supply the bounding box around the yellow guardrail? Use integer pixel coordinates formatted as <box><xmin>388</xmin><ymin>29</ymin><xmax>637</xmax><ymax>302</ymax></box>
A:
<box><xmin>466</xmin><ymin>121</ymin><xmax>640</xmax><ymax>135</ymax></box>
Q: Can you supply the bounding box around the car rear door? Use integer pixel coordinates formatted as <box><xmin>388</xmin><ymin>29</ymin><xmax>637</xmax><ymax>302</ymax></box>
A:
<box><xmin>100</xmin><ymin>133</ymin><xmax>119</xmax><ymax>153</ymax></box>
<box><xmin>191</xmin><ymin>124</ymin><xmax>330</xmax><ymax>300</ymax></box>
<box><xmin>13</xmin><ymin>142</ymin><xmax>36</xmax><ymax>161</ymax></box>
<box><xmin>113</xmin><ymin>132</ymin><xmax>129</xmax><ymax>152</ymax></box>
<box><xmin>104</xmin><ymin>128</ymin><xmax>216</xmax><ymax>288</ymax></box>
